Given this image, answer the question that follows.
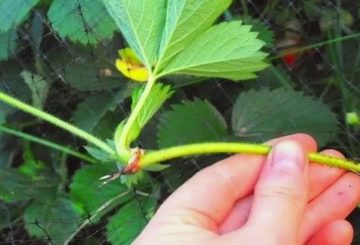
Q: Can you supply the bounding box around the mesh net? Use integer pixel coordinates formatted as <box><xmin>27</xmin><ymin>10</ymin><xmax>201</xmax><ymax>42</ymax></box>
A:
<box><xmin>1</xmin><ymin>0</ymin><xmax>360</xmax><ymax>244</ymax></box>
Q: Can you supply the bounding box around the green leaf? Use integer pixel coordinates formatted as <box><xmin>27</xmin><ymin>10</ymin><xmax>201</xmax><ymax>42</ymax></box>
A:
<box><xmin>24</xmin><ymin>198</ymin><xmax>83</xmax><ymax>245</ymax></box>
<box><xmin>103</xmin><ymin>0</ymin><xmax>166</xmax><ymax>67</ymax></box>
<box><xmin>157</xmin><ymin>0</ymin><xmax>231</xmax><ymax>69</ymax></box>
<box><xmin>133</xmin><ymin>83</ymin><xmax>174</xmax><ymax>130</ymax></box>
<box><xmin>142</xmin><ymin>163</ymin><xmax>170</xmax><ymax>172</ymax></box>
<box><xmin>106</xmin><ymin>197</ymin><xmax>157</xmax><ymax>245</ymax></box>
<box><xmin>70</xmin><ymin>164</ymin><xmax>131</xmax><ymax>222</ymax></box>
<box><xmin>48</xmin><ymin>46</ymin><xmax>126</xmax><ymax>91</ymax></box>
<box><xmin>84</xmin><ymin>146</ymin><xmax>111</xmax><ymax>162</ymax></box>
<box><xmin>73</xmin><ymin>86</ymin><xmax>133</xmax><ymax>133</ymax></box>
<box><xmin>159</xmin><ymin>21</ymin><xmax>268</xmax><ymax>80</ymax></box>
<box><xmin>21</xmin><ymin>71</ymin><xmax>50</xmax><ymax>110</ymax></box>
<box><xmin>0</xmin><ymin>0</ymin><xmax>39</xmax><ymax>32</ymax></box>
<box><xmin>18</xmin><ymin>142</ymin><xmax>45</xmax><ymax>178</ymax></box>
<box><xmin>30</xmin><ymin>12</ymin><xmax>44</xmax><ymax>53</ymax></box>
<box><xmin>0</xmin><ymin>168</ymin><xmax>57</xmax><ymax>203</ymax></box>
<box><xmin>48</xmin><ymin>0</ymin><xmax>117</xmax><ymax>45</ymax></box>
<box><xmin>231</xmin><ymin>88</ymin><xmax>338</xmax><ymax>146</ymax></box>
<box><xmin>118</xmin><ymin>83</ymin><xmax>173</xmax><ymax>146</ymax></box>
<box><xmin>158</xmin><ymin>100</ymin><xmax>229</xmax><ymax>148</ymax></box>
<box><xmin>241</xmin><ymin>16</ymin><xmax>274</xmax><ymax>47</ymax></box>
<box><xmin>0</xmin><ymin>30</ymin><xmax>17</xmax><ymax>61</ymax></box>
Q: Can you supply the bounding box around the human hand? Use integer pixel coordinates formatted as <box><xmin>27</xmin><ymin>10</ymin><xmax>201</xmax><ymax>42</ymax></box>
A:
<box><xmin>134</xmin><ymin>134</ymin><xmax>360</xmax><ymax>245</ymax></box>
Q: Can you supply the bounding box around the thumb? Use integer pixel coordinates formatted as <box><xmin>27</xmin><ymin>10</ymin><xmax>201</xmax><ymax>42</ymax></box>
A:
<box><xmin>247</xmin><ymin>141</ymin><xmax>308</xmax><ymax>240</ymax></box>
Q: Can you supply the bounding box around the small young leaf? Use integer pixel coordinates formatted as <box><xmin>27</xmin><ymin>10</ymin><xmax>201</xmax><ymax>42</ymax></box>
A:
<box><xmin>106</xmin><ymin>197</ymin><xmax>157</xmax><ymax>245</ymax></box>
<box><xmin>119</xmin><ymin>83</ymin><xmax>173</xmax><ymax>146</ymax></box>
<box><xmin>24</xmin><ymin>198</ymin><xmax>83</xmax><ymax>245</ymax></box>
<box><xmin>135</xmin><ymin>83</ymin><xmax>174</xmax><ymax>129</ymax></box>
<box><xmin>21</xmin><ymin>71</ymin><xmax>50</xmax><ymax>110</ymax></box>
<box><xmin>104</xmin><ymin>0</ymin><xmax>166</xmax><ymax>67</ymax></box>
<box><xmin>0</xmin><ymin>0</ymin><xmax>39</xmax><ymax>32</ymax></box>
<box><xmin>73</xmin><ymin>86</ymin><xmax>133</xmax><ymax>133</ymax></box>
<box><xmin>159</xmin><ymin>21</ymin><xmax>268</xmax><ymax>80</ymax></box>
<box><xmin>70</xmin><ymin>164</ymin><xmax>131</xmax><ymax>222</ymax></box>
<box><xmin>0</xmin><ymin>30</ymin><xmax>17</xmax><ymax>61</ymax></box>
<box><xmin>157</xmin><ymin>0</ymin><xmax>231</xmax><ymax>69</ymax></box>
<box><xmin>157</xmin><ymin>100</ymin><xmax>229</xmax><ymax>148</ymax></box>
<box><xmin>48</xmin><ymin>0</ymin><xmax>117</xmax><ymax>44</ymax></box>
<box><xmin>84</xmin><ymin>146</ymin><xmax>111</xmax><ymax>162</ymax></box>
<box><xmin>231</xmin><ymin>88</ymin><xmax>338</xmax><ymax>146</ymax></box>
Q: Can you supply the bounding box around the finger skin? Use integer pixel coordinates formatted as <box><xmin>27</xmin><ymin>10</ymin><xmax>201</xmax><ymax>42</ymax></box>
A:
<box><xmin>151</xmin><ymin>134</ymin><xmax>316</xmax><ymax>230</ymax></box>
<box><xmin>246</xmin><ymin>141</ymin><xmax>308</xmax><ymax>242</ymax></box>
<box><xmin>219</xmin><ymin>150</ymin><xmax>345</xmax><ymax>234</ymax></box>
<box><xmin>308</xmin><ymin>150</ymin><xmax>345</xmax><ymax>200</ymax></box>
<box><xmin>306</xmin><ymin>220</ymin><xmax>353</xmax><ymax>245</ymax></box>
<box><xmin>219</xmin><ymin>195</ymin><xmax>253</xmax><ymax>234</ymax></box>
<box><xmin>300</xmin><ymin>172</ymin><xmax>360</xmax><ymax>244</ymax></box>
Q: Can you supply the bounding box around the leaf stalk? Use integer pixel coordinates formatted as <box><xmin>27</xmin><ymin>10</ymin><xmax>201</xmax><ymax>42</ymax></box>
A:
<box><xmin>116</xmin><ymin>74</ymin><xmax>157</xmax><ymax>153</ymax></box>
<box><xmin>0</xmin><ymin>92</ymin><xmax>115</xmax><ymax>155</ymax></box>
<box><xmin>140</xmin><ymin>142</ymin><xmax>360</xmax><ymax>173</ymax></box>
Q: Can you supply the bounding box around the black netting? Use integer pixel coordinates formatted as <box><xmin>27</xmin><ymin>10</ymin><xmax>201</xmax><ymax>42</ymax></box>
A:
<box><xmin>1</xmin><ymin>0</ymin><xmax>360</xmax><ymax>244</ymax></box>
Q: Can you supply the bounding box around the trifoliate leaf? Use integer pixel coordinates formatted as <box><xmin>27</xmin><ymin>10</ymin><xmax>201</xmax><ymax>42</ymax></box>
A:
<box><xmin>241</xmin><ymin>16</ymin><xmax>274</xmax><ymax>47</ymax></box>
<box><xmin>159</xmin><ymin>21</ymin><xmax>268</xmax><ymax>81</ymax></box>
<box><xmin>21</xmin><ymin>71</ymin><xmax>50</xmax><ymax>110</ymax></box>
<box><xmin>116</xmin><ymin>48</ymin><xmax>149</xmax><ymax>82</ymax></box>
<box><xmin>24</xmin><ymin>198</ymin><xmax>82</xmax><ymax>245</ymax></box>
<box><xmin>48</xmin><ymin>0</ymin><xmax>117</xmax><ymax>44</ymax></box>
<box><xmin>157</xmin><ymin>0</ymin><xmax>232</xmax><ymax>69</ymax></box>
<box><xmin>73</xmin><ymin>86</ymin><xmax>133</xmax><ymax>133</ymax></box>
<box><xmin>106</xmin><ymin>197</ymin><xmax>157</xmax><ymax>245</ymax></box>
<box><xmin>0</xmin><ymin>0</ymin><xmax>39</xmax><ymax>32</ymax></box>
<box><xmin>0</xmin><ymin>30</ymin><xmax>17</xmax><ymax>61</ymax></box>
<box><xmin>158</xmin><ymin>100</ymin><xmax>229</xmax><ymax>148</ymax></box>
<box><xmin>231</xmin><ymin>88</ymin><xmax>338</xmax><ymax>146</ymax></box>
<box><xmin>120</xmin><ymin>83</ymin><xmax>173</xmax><ymax>146</ymax></box>
<box><xmin>104</xmin><ymin>0</ymin><xmax>166</xmax><ymax>68</ymax></box>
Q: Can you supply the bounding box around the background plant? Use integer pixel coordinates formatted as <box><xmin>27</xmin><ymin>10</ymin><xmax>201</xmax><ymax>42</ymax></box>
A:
<box><xmin>1</xmin><ymin>0</ymin><xmax>360</xmax><ymax>244</ymax></box>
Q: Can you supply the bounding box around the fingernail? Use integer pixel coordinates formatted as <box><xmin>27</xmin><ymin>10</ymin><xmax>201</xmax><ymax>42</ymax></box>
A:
<box><xmin>271</xmin><ymin>141</ymin><xmax>305</xmax><ymax>173</ymax></box>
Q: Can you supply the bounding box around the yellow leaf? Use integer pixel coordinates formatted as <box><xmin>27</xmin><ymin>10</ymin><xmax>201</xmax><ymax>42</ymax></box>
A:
<box><xmin>116</xmin><ymin>48</ymin><xmax>149</xmax><ymax>82</ymax></box>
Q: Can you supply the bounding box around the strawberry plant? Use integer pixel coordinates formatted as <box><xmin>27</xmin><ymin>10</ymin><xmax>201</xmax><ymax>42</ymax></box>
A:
<box><xmin>1</xmin><ymin>0</ymin><xmax>360</xmax><ymax>244</ymax></box>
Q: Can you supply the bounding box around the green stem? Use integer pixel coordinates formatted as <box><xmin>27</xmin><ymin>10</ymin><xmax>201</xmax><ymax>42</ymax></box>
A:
<box><xmin>0</xmin><ymin>125</ymin><xmax>96</xmax><ymax>164</ymax></box>
<box><xmin>140</xmin><ymin>142</ymin><xmax>360</xmax><ymax>173</ymax></box>
<box><xmin>239</xmin><ymin>0</ymin><xmax>249</xmax><ymax>16</ymax></box>
<box><xmin>118</xmin><ymin>74</ymin><xmax>156</xmax><ymax>151</ymax></box>
<box><xmin>0</xmin><ymin>91</ymin><xmax>114</xmax><ymax>155</ymax></box>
